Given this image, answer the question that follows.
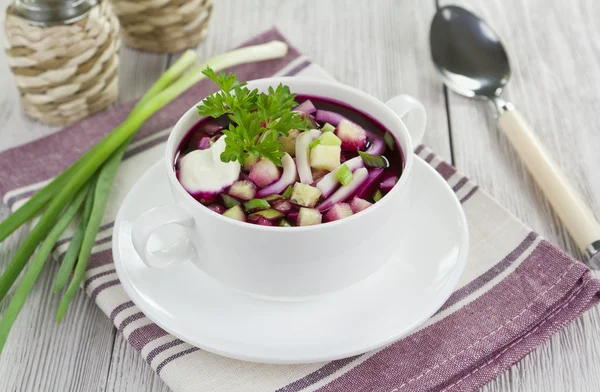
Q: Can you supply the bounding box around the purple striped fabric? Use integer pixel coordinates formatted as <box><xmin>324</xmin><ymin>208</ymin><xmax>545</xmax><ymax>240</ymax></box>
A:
<box><xmin>1</xmin><ymin>28</ymin><xmax>599</xmax><ymax>392</ymax></box>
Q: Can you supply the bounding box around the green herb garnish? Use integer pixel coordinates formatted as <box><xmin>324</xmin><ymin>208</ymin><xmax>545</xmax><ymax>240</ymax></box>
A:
<box><xmin>358</xmin><ymin>151</ymin><xmax>390</xmax><ymax>168</ymax></box>
<box><xmin>197</xmin><ymin>67</ymin><xmax>309</xmax><ymax>166</ymax></box>
<box><xmin>336</xmin><ymin>164</ymin><xmax>353</xmax><ymax>186</ymax></box>
<box><xmin>282</xmin><ymin>185</ymin><xmax>294</xmax><ymax>199</ymax></box>
<box><xmin>373</xmin><ymin>189</ymin><xmax>383</xmax><ymax>202</ymax></box>
<box><xmin>384</xmin><ymin>132</ymin><xmax>395</xmax><ymax>151</ymax></box>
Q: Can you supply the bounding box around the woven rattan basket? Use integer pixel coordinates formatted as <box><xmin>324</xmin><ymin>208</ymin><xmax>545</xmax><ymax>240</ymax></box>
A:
<box><xmin>3</xmin><ymin>1</ymin><xmax>120</xmax><ymax>126</ymax></box>
<box><xmin>110</xmin><ymin>0</ymin><xmax>212</xmax><ymax>53</ymax></box>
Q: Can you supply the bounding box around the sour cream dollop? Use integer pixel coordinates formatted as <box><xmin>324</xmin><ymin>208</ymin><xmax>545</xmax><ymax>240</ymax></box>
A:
<box><xmin>178</xmin><ymin>136</ymin><xmax>241</xmax><ymax>194</ymax></box>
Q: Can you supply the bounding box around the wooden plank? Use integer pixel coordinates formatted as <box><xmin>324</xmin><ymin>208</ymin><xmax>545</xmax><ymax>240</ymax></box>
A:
<box><xmin>438</xmin><ymin>0</ymin><xmax>600</xmax><ymax>391</ymax></box>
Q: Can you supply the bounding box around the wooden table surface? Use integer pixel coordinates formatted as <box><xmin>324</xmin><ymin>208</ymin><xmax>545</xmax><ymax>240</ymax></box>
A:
<box><xmin>1</xmin><ymin>0</ymin><xmax>600</xmax><ymax>391</ymax></box>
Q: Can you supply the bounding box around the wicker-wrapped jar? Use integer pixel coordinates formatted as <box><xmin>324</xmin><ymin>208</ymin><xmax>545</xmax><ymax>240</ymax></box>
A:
<box><xmin>110</xmin><ymin>0</ymin><xmax>212</xmax><ymax>53</ymax></box>
<box><xmin>3</xmin><ymin>0</ymin><xmax>121</xmax><ymax>126</ymax></box>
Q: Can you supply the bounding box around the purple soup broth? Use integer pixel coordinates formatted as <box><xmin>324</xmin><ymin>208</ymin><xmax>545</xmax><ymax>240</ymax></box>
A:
<box><xmin>174</xmin><ymin>95</ymin><xmax>405</xmax><ymax>226</ymax></box>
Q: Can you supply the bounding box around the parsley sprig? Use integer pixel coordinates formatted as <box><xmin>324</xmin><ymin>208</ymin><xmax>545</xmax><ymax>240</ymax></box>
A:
<box><xmin>197</xmin><ymin>67</ymin><xmax>309</xmax><ymax>166</ymax></box>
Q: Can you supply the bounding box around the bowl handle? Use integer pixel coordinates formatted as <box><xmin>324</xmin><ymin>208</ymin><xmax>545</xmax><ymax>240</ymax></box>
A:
<box><xmin>385</xmin><ymin>94</ymin><xmax>427</xmax><ymax>146</ymax></box>
<box><xmin>131</xmin><ymin>205</ymin><xmax>196</xmax><ymax>269</ymax></box>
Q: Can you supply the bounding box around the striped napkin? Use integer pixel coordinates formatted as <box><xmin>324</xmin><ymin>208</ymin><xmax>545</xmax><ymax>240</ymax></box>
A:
<box><xmin>1</xmin><ymin>28</ymin><xmax>599</xmax><ymax>392</ymax></box>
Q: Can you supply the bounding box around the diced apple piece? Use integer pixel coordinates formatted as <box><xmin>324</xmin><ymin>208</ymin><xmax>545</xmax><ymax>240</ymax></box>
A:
<box><xmin>243</xmin><ymin>155</ymin><xmax>259</xmax><ymax>172</ymax></box>
<box><xmin>350</xmin><ymin>197</ymin><xmax>373</xmax><ymax>213</ymax></box>
<box><xmin>249</xmin><ymin>158</ymin><xmax>280</xmax><ymax>188</ymax></box>
<box><xmin>223</xmin><ymin>205</ymin><xmax>246</xmax><ymax>222</ymax></box>
<box><xmin>325</xmin><ymin>203</ymin><xmax>354</xmax><ymax>222</ymax></box>
<box><xmin>278</xmin><ymin>129</ymin><xmax>301</xmax><ymax>156</ymax></box>
<box><xmin>336</xmin><ymin>119</ymin><xmax>367</xmax><ymax>151</ymax></box>
<box><xmin>310</xmin><ymin>145</ymin><xmax>341</xmax><ymax>172</ymax></box>
<box><xmin>228</xmin><ymin>180</ymin><xmax>256</xmax><ymax>201</ymax></box>
<box><xmin>298</xmin><ymin>208</ymin><xmax>322</xmax><ymax>226</ymax></box>
<box><xmin>318</xmin><ymin>132</ymin><xmax>342</xmax><ymax>146</ymax></box>
<box><xmin>290</xmin><ymin>183</ymin><xmax>322</xmax><ymax>208</ymax></box>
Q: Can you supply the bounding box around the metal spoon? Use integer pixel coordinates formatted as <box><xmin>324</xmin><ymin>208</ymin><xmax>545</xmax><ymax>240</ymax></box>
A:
<box><xmin>430</xmin><ymin>5</ymin><xmax>600</xmax><ymax>267</ymax></box>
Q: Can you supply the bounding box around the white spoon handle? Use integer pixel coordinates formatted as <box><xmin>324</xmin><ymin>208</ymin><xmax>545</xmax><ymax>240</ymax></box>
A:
<box><xmin>497</xmin><ymin>105</ymin><xmax>600</xmax><ymax>253</ymax></box>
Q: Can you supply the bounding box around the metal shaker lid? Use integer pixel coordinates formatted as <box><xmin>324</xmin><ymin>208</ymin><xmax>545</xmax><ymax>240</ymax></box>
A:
<box><xmin>11</xmin><ymin>0</ymin><xmax>98</xmax><ymax>26</ymax></box>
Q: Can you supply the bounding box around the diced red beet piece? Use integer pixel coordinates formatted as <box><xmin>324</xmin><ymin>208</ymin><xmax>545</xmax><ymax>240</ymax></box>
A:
<box><xmin>196</xmin><ymin>194</ymin><xmax>217</xmax><ymax>205</ymax></box>
<box><xmin>336</xmin><ymin>119</ymin><xmax>367</xmax><ymax>151</ymax></box>
<box><xmin>207</xmin><ymin>205</ymin><xmax>225</xmax><ymax>214</ymax></box>
<box><xmin>249</xmin><ymin>158</ymin><xmax>281</xmax><ymax>188</ymax></box>
<box><xmin>228</xmin><ymin>180</ymin><xmax>256</xmax><ymax>201</ymax></box>
<box><xmin>325</xmin><ymin>203</ymin><xmax>354</xmax><ymax>222</ymax></box>
<box><xmin>311</xmin><ymin>168</ymin><xmax>329</xmax><ymax>183</ymax></box>
<box><xmin>287</xmin><ymin>210</ymin><xmax>299</xmax><ymax>223</ymax></box>
<box><xmin>256</xmin><ymin>217</ymin><xmax>274</xmax><ymax>226</ymax></box>
<box><xmin>256</xmin><ymin>154</ymin><xmax>297</xmax><ymax>197</ymax></box>
<box><xmin>273</xmin><ymin>199</ymin><xmax>292</xmax><ymax>213</ymax></box>
<box><xmin>380</xmin><ymin>175</ymin><xmax>398</xmax><ymax>191</ymax></box>
<box><xmin>350</xmin><ymin>197</ymin><xmax>373</xmax><ymax>213</ymax></box>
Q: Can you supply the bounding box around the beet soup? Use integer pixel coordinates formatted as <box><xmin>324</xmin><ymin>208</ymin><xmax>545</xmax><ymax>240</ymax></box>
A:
<box><xmin>174</xmin><ymin>96</ymin><xmax>404</xmax><ymax>227</ymax></box>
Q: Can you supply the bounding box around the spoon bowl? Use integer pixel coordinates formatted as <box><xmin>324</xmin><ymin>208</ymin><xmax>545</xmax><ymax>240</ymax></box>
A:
<box><xmin>430</xmin><ymin>5</ymin><xmax>510</xmax><ymax>100</ymax></box>
<box><xmin>429</xmin><ymin>5</ymin><xmax>600</xmax><ymax>267</ymax></box>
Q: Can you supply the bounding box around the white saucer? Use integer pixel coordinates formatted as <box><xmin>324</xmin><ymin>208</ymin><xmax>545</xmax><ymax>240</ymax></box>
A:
<box><xmin>113</xmin><ymin>156</ymin><xmax>469</xmax><ymax>364</ymax></box>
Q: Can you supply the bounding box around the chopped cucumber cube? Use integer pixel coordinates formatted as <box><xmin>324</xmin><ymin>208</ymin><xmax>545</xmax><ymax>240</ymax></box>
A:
<box><xmin>318</xmin><ymin>132</ymin><xmax>342</xmax><ymax>146</ymax></box>
<box><xmin>336</xmin><ymin>163</ymin><xmax>353</xmax><ymax>186</ymax></box>
<box><xmin>221</xmin><ymin>194</ymin><xmax>241</xmax><ymax>208</ymax></box>
<box><xmin>290</xmin><ymin>183</ymin><xmax>322</xmax><ymax>208</ymax></box>
<box><xmin>223</xmin><ymin>205</ymin><xmax>246</xmax><ymax>222</ymax></box>
<box><xmin>297</xmin><ymin>208</ymin><xmax>322</xmax><ymax>226</ymax></box>
<box><xmin>321</xmin><ymin>123</ymin><xmax>336</xmax><ymax>133</ymax></box>
<box><xmin>248</xmin><ymin>209</ymin><xmax>284</xmax><ymax>221</ymax></box>
<box><xmin>278</xmin><ymin>219</ymin><xmax>292</xmax><ymax>227</ymax></box>
<box><xmin>243</xmin><ymin>198</ymin><xmax>271</xmax><ymax>212</ymax></box>
<box><xmin>310</xmin><ymin>145</ymin><xmax>341</xmax><ymax>171</ymax></box>
<box><xmin>264</xmin><ymin>194</ymin><xmax>285</xmax><ymax>203</ymax></box>
<box><xmin>243</xmin><ymin>155</ymin><xmax>259</xmax><ymax>171</ymax></box>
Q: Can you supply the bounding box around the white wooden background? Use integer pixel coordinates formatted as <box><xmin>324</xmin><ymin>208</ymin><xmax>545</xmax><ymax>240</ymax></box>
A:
<box><xmin>1</xmin><ymin>0</ymin><xmax>600</xmax><ymax>390</ymax></box>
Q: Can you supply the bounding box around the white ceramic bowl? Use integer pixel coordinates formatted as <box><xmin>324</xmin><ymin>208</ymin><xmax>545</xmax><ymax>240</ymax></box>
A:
<box><xmin>131</xmin><ymin>77</ymin><xmax>427</xmax><ymax>298</ymax></box>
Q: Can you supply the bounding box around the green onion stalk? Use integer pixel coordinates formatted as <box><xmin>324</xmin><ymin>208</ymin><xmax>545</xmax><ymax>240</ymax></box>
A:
<box><xmin>0</xmin><ymin>41</ymin><xmax>289</xmax><ymax>353</ymax></box>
